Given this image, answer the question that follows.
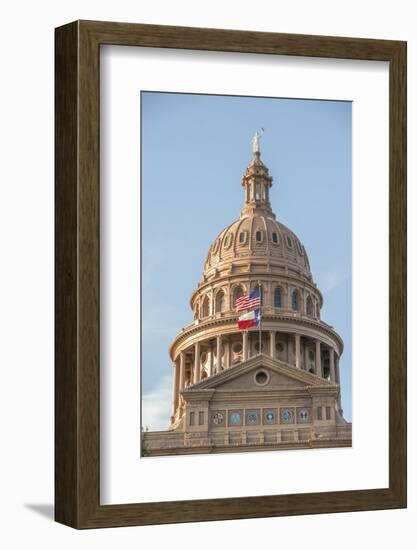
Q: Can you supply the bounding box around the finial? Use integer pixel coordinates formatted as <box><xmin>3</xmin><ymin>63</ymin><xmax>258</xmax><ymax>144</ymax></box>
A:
<box><xmin>252</xmin><ymin>128</ymin><xmax>264</xmax><ymax>154</ymax></box>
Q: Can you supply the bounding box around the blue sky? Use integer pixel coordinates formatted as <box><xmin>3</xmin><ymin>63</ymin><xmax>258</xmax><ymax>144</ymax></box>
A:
<box><xmin>141</xmin><ymin>91</ymin><xmax>352</xmax><ymax>429</ymax></box>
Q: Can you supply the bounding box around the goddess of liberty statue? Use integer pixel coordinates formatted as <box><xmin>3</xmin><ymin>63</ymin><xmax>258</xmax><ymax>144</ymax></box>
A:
<box><xmin>252</xmin><ymin>128</ymin><xmax>264</xmax><ymax>153</ymax></box>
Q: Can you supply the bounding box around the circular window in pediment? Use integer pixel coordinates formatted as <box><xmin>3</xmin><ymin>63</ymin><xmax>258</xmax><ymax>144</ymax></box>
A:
<box><xmin>254</xmin><ymin>369</ymin><xmax>269</xmax><ymax>386</ymax></box>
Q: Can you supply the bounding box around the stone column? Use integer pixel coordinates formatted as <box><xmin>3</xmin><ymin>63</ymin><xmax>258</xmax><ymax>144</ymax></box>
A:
<box><xmin>209</xmin><ymin>342</ymin><xmax>214</xmax><ymax>376</ymax></box>
<box><xmin>295</xmin><ymin>333</ymin><xmax>301</xmax><ymax>369</ymax></box>
<box><xmin>243</xmin><ymin>331</ymin><xmax>248</xmax><ymax>360</ymax></box>
<box><xmin>288</xmin><ymin>333</ymin><xmax>293</xmax><ymax>365</ymax></box>
<box><xmin>315</xmin><ymin>340</ymin><xmax>321</xmax><ymax>377</ymax></box>
<box><xmin>226</xmin><ymin>339</ymin><xmax>231</xmax><ymax>368</ymax></box>
<box><xmin>193</xmin><ymin>342</ymin><xmax>200</xmax><ymax>384</ymax></box>
<box><xmin>335</xmin><ymin>354</ymin><xmax>340</xmax><ymax>384</ymax></box>
<box><xmin>216</xmin><ymin>334</ymin><xmax>222</xmax><ymax>372</ymax></box>
<box><xmin>179</xmin><ymin>351</ymin><xmax>186</xmax><ymax>391</ymax></box>
<box><xmin>270</xmin><ymin>331</ymin><xmax>275</xmax><ymax>359</ymax></box>
<box><xmin>172</xmin><ymin>361</ymin><xmax>179</xmax><ymax>414</ymax></box>
<box><xmin>335</xmin><ymin>355</ymin><xmax>342</xmax><ymax>411</ymax></box>
<box><xmin>303</xmin><ymin>339</ymin><xmax>309</xmax><ymax>371</ymax></box>
<box><xmin>329</xmin><ymin>348</ymin><xmax>336</xmax><ymax>382</ymax></box>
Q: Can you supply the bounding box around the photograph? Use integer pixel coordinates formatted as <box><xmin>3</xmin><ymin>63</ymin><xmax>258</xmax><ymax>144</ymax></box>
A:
<box><xmin>0</xmin><ymin>0</ymin><xmax>409</xmax><ymax>540</ymax></box>
<box><xmin>140</xmin><ymin>91</ymin><xmax>352</xmax><ymax>456</ymax></box>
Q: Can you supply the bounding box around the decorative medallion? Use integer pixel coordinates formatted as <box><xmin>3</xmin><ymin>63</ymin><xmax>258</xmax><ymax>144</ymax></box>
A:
<box><xmin>276</xmin><ymin>341</ymin><xmax>285</xmax><ymax>353</ymax></box>
<box><xmin>212</xmin><ymin>412</ymin><xmax>224</xmax><ymax>425</ymax></box>
<box><xmin>246</xmin><ymin>410</ymin><xmax>259</xmax><ymax>425</ymax></box>
<box><xmin>280</xmin><ymin>408</ymin><xmax>295</xmax><ymax>424</ymax></box>
<box><xmin>264</xmin><ymin>410</ymin><xmax>276</xmax><ymax>424</ymax></box>
<box><xmin>297</xmin><ymin>408</ymin><xmax>310</xmax><ymax>423</ymax></box>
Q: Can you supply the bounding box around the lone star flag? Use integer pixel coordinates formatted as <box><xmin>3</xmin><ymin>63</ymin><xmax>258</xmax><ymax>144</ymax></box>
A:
<box><xmin>235</xmin><ymin>287</ymin><xmax>261</xmax><ymax>311</ymax></box>
<box><xmin>237</xmin><ymin>308</ymin><xmax>261</xmax><ymax>330</ymax></box>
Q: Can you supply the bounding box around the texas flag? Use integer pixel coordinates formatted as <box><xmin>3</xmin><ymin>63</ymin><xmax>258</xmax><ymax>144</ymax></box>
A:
<box><xmin>237</xmin><ymin>308</ymin><xmax>261</xmax><ymax>330</ymax></box>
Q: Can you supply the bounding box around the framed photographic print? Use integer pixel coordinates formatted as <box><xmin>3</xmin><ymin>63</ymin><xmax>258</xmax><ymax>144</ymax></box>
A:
<box><xmin>55</xmin><ymin>20</ymin><xmax>406</xmax><ymax>528</ymax></box>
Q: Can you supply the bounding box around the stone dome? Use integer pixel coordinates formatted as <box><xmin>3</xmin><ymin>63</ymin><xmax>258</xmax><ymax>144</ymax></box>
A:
<box><xmin>201</xmin><ymin>150</ymin><xmax>312</xmax><ymax>285</ymax></box>
<box><xmin>203</xmin><ymin>214</ymin><xmax>312</xmax><ymax>282</ymax></box>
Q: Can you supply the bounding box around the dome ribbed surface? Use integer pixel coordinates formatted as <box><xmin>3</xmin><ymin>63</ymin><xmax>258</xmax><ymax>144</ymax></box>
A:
<box><xmin>203</xmin><ymin>213</ymin><xmax>311</xmax><ymax>282</ymax></box>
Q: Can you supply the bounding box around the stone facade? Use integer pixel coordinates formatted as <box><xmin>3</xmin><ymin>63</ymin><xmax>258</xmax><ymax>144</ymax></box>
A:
<box><xmin>143</xmin><ymin>141</ymin><xmax>352</xmax><ymax>457</ymax></box>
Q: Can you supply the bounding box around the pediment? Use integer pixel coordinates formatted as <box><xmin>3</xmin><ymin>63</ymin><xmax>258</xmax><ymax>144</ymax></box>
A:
<box><xmin>219</xmin><ymin>368</ymin><xmax>302</xmax><ymax>390</ymax></box>
<box><xmin>186</xmin><ymin>354</ymin><xmax>334</xmax><ymax>392</ymax></box>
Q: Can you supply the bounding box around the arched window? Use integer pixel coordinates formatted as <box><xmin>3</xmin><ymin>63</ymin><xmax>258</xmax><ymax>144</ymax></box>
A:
<box><xmin>215</xmin><ymin>290</ymin><xmax>226</xmax><ymax>313</ymax></box>
<box><xmin>272</xmin><ymin>232</ymin><xmax>279</xmax><ymax>244</ymax></box>
<box><xmin>201</xmin><ymin>295</ymin><xmax>210</xmax><ymax>318</ymax></box>
<box><xmin>233</xmin><ymin>286</ymin><xmax>244</xmax><ymax>308</ymax></box>
<box><xmin>291</xmin><ymin>290</ymin><xmax>299</xmax><ymax>311</ymax></box>
<box><xmin>274</xmin><ymin>287</ymin><xmax>282</xmax><ymax>308</ymax></box>
<box><xmin>255</xmin><ymin>230</ymin><xmax>262</xmax><ymax>242</ymax></box>
<box><xmin>306</xmin><ymin>296</ymin><xmax>313</xmax><ymax>316</ymax></box>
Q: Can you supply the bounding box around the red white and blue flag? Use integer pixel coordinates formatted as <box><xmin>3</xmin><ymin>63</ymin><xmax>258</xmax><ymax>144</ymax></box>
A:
<box><xmin>237</xmin><ymin>308</ymin><xmax>261</xmax><ymax>330</ymax></box>
<box><xmin>235</xmin><ymin>287</ymin><xmax>261</xmax><ymax>311</ymax></box>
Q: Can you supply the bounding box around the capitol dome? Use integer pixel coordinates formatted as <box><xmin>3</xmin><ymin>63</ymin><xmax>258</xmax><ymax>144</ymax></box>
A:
<box><xmin>191</xmin><ymin>148</ymin><xmax>321</xmax><ymax>321</ymax></box>
<box><xmin>203</xmin><ymin>206</ymin><xmax>312</xmax><ymax>282</ymax></box>
<box><xmin>167</xmin><ymin>136</ymin><xmax>344</xmax><ymax>431</ymax></box>
<box><xmin>143</xmin><ymin>132</ymin><xmax>351</xmax><ymax>456</ymax></box>
<box><xmin>203</xmin><ymin>151</ymin><xmax>311</xmax><ymax>283</ymax></box>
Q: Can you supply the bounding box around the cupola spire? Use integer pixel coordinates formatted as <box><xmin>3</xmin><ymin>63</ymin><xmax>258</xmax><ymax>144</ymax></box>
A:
<box><xmin>241</xmin><ymin>129</ymin><xmax>274</xmax><ymax>217</ymax></box>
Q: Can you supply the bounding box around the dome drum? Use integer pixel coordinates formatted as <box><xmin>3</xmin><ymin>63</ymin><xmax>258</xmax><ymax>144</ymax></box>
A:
<box><xmin>190</xmin><ymin>277</ymin><xmax>323</xmax><ymax>325</ymax></box>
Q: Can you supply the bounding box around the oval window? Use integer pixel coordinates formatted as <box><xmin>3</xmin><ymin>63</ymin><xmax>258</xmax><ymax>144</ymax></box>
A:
<box><xmin>239</xmin><ymin>231</ymin><xmax>247</xmax><ymax>245</ymax></box>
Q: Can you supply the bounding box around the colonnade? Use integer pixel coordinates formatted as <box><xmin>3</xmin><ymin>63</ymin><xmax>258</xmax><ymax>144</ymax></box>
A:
<box><xmin>172</xmin><ymin>331</ymin><xmax>340</xmax><ymax>414</ymax></box>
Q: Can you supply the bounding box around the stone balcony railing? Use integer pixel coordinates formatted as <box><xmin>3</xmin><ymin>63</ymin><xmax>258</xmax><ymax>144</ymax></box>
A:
<box><xmin>178</xmin><ymin>307</ymin><xmax>334</xmax><ymax>334</ymax></box>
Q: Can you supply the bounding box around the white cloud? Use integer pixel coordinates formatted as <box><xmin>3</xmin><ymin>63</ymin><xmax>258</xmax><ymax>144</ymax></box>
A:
<box><xmin>142</xmin><ymin>375</ymin><xmax>173</xmax><ymax>431</ymax></box>
<box><xmin>316</xmin><ymin>265</ymin><xmax>350</xmax><ymax>294</ymax></box>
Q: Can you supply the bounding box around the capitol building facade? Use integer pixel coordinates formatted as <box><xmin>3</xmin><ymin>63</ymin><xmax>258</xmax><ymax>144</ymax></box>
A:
<box><xmin>143</xmin><ymin>135</ymin><xmax>352</xmax><ymax>456</ymax></box>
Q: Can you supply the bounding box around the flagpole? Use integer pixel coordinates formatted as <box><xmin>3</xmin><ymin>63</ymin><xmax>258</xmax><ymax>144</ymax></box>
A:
<box><xmin>258</xmin><ymin>280</ymin><xmax>262</xmax><ymax>355</ymax></box>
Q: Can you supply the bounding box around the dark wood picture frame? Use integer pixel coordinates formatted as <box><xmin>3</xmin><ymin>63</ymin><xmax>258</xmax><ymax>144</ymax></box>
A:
<box><xmin>55</xmin><ymin>20</ymin><xmax>407</xmax><ymax>529</ymax></box>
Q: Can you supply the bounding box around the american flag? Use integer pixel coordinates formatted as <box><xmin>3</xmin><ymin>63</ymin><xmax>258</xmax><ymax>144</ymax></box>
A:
<box><xmin>235</xmin><ymin>287</ymin><xmax>261</xmax><ymax>311</ymax></box>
